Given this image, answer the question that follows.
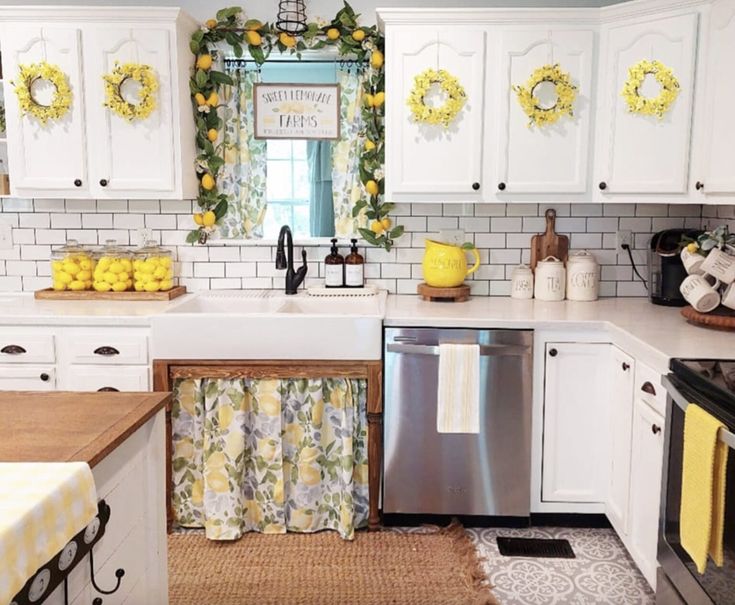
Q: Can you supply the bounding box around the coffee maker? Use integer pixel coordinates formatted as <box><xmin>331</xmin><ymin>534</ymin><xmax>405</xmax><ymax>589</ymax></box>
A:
<box><xmin>648</xmin><ymin>229</ymin><xmax>702</xmax><ymax>306</ymax></box>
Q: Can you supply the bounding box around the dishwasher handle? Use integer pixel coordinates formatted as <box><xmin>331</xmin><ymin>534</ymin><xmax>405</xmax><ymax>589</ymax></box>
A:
<box><xmin>386</xmin><ymin>343</ymin><xmax>530</xmax><ymax>357</ymax></box>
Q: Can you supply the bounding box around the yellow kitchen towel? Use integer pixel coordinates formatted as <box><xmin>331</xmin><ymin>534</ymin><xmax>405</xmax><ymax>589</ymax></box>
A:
<box><xmin>679</xmin><ymin>404</ymin><xmax>729</xmax><ymax>574</ymax></box>
<box><xmin>0</xmin><ymin>462</ymin><xmax>98</xmax><ymax>603</ymax></box>
<box><xmin>437</xmin><ymin>343</ymin><xmax>480</xmax><ymax>434</ymax></box>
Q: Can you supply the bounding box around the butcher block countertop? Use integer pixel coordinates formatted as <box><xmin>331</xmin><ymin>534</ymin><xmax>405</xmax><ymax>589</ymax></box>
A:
<box><xmin>0</xmin><ymin>391</ymin><xmax>170</xmax><ymax>467</ymax></box>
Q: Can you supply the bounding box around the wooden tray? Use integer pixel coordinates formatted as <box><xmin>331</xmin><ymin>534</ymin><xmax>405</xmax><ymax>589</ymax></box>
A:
<box><xmin>417</xmin><ymin>283</ymin><xmax>470</xmax><ymax>302</ymax></box>
<box><xmin>681</xmin><ymin>305</ymin><xmax>735</xmax><ymax>331</ymax></box>
<box><xmin>34</xmin><ymin>285</ymin><xmax>187</xmax><ymax>301</ymax></box>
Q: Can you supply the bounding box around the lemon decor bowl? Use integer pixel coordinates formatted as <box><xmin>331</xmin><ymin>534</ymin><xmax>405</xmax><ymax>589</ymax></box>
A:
<box><xmin>422</xmin><ymin>239</ymin><xmax>480</xmax><ymax>288</ymax></box>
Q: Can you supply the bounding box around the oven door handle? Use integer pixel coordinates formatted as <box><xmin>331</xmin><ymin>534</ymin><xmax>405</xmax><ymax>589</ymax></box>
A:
<box><xmin>386</xmin><ymin>343</ymin><xmax>530</xmax><ymax>357</ymax></box>
<box><xmin>663</xmin><ymin>375</ymin><xmax>735</xmax><ymax>450</ymax></box>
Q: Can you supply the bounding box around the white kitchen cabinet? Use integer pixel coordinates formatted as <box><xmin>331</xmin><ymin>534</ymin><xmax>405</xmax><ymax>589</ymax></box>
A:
<box><xmin>65</xmin><ymin>365</ymin><xmax>149</xmax><ymax>392</ymax></box>
<box><xmin>606</xmin><ymin>346</ymin><xmax>635</xmax><ymax>537</ymax></box>
<box><xmin>594</xmin><ymin>11</ymin><xmax>699</xmax><ymax>196</ymax></box>
<box><xmin>495</xmin><ymin>28</ymin><xmax>595</xmax><ymax>194</ymax></box>
<box><xmin>542</xmin><ymin>342</ymin><xmax>610</xmax><ymax>503</ymax></box>
<box><xmin>384</xmin><ymin>26</ymin><xmax>487</xmax><ymax>202</ymax></box>
<box><xmin>0</xmin><ymin>365</ymin><xmax>55</xmax><ymax>389</ymax></box>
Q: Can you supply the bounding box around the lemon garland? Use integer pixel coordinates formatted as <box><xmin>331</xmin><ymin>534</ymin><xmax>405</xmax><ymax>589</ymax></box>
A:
<box><xmin>513</xmin><ymin>64</ymin><xmax>577</xmax><ymax>127</ymax></box>
<box><xmin>621</xmin><ymin>59</ymin><xmax>680</xmax><ymax>119</ymax></box>
<box><xmin>406</xmin><ymin>68</ymin><xmax>466</xmax><ymax>128</ymax></box>
<box><xmin>103</xmin><ymin>62</ymin><xmax>158</xmax><ymax>121</ymax></box>
<box><xmin>13</xmin><ymin>61</ymin><xmax>72</xmax><ymax>125</ymax></box>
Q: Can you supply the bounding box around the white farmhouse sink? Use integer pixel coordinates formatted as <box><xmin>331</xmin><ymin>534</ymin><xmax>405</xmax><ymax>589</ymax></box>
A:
<box><xmin>151</xmin><ymin>290</ymin><xmax>386</xmax><ymax>361</ymax></box>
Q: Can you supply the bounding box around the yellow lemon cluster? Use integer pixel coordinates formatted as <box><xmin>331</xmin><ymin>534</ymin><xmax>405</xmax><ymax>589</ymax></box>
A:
<box><xmin>93</xmin><ymin>256</ymin><xmax>133</xmax><ymax>292</ymax></box>
<box><xmin>52</xmin><ymin>253</ymin><xmax>95</xmax><ymax>291</ymax></box>
<box><xmin>133</xmin><ymin>255</ymin><xmax>174</xmax><ymax>292</ymax></box>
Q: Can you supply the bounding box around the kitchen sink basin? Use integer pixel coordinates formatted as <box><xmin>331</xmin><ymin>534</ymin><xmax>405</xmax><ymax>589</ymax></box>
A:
<box><xmin>151</xmin><ymin>290</ymin><xmax>385</xmax><ymax>361</ymax></box>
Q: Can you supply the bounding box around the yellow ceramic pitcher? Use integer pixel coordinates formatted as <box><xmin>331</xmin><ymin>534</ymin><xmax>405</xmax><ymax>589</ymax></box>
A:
<box><xmin>422</xmin><ymin>240</ymin><xmax>481</xmax><ymax>288</ymax></box>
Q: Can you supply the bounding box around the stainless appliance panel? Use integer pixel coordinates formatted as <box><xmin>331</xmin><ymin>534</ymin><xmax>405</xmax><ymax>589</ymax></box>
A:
<box><xmin>383</xmin><ymin>327</ymin><xmax>533</xmax><ymax>517</ymax></box>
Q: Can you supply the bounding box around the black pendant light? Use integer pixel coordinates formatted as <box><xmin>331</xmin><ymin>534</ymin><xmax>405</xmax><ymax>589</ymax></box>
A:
<box><xmin>276</xmin><ymin>0</ymin><xmax>308</xmax><ymax>34</ymax></box>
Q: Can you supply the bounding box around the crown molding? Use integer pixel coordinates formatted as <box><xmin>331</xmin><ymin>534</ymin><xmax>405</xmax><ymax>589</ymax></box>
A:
<box><xmin>0</xmin><ymin>5</ymin><xmax>197</xmax><ymax>26</ymax></box>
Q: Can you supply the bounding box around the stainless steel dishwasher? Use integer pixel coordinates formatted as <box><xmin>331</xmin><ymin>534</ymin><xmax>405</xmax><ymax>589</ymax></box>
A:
<box><xmin>383</xmin><ymin>327</ymin><xmax>533</xmax><ymax>517</ymax></box>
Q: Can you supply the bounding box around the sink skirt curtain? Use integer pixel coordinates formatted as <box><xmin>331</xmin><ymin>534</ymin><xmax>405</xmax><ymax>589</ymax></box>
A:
<box><xmin>171</xmin><ymin>377</ymin><xmax>369</xmax><ymax>540</ymax></box>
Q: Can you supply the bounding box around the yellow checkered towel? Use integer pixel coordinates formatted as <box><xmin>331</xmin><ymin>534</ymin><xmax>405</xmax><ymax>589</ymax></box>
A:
<box><xmin>0</xmin><ymin>462</ymin><xmax>98</xmax><ymax>603</ymax></box>
<box><xmin>437</xmin><ymin>343</ymin><xmax>480</xmax><ymax>434</ymax></box>
<box><xmin>679</xmin><ymin>404</ymin><xmax>729</xmax><ymax>574</ymax></box>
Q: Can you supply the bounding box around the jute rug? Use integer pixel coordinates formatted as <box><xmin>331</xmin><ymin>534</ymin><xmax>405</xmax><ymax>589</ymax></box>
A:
<box><xmin>168</xmin><ymin>523</ymin><xmax>498</xmax><ymax>605</ymax></box>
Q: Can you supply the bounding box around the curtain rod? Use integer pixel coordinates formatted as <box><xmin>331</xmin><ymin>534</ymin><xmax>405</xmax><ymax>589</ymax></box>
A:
<box><xmin>223</xmin><ymin>58</ymin><xmax>367</xmax><ymax>65</ymax></box>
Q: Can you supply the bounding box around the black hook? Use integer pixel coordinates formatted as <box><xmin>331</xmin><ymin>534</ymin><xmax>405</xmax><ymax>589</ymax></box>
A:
<box><xmin>89</xmin><ymin>548</ymin><xmax>125</xmax><ymax>596</ymax></box>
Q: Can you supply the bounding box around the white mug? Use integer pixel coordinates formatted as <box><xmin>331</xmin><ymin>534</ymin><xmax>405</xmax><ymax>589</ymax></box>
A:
<box><xmin>722</xmin><ymin>282</ymin><xmax>735</xmax><ymax>311</ymax></box>
<box><xmin>680</xmin><ymin>247</ymin><xmax>705</xmax><ymax>276</ymax></box>
<box><xmin>680</xmin><ymin>274</ymin><xmax>721</xmax><ymax>313</ymax></box>
<box><xmin>700</xmin><ymin>248</ymin><xmax>735</xmax><ymax>284</ymax></box>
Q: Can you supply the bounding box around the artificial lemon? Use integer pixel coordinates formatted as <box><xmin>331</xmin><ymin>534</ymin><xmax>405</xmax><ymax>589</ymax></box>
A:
<box><xmin>52</xmin><ymin>281</ymin><xmax>66</xmax><ymax>291</ymax></box>
<box><xmin>370</xmin><ymin>220</ymin><xmax>384</xmax><ymax>235</ymax></box>
<box><xmin>93</xmin><ymin>281</ymin><xmax>112</xmax><ymax>292</ymax></box>
<box><xmin>62</xmin><ymin>261</ymin><xmax>80</xmax><ymax>276</ymax></box>
<box><xmin>352</xmin><ymin>29</ymin><xmax>366</xmax><ymax>42</ymax></box>
<box><xmin>194</xmin><ymin>92</ymin><xmax>206</xmax><ymax>106</ymax></box>
<box><xmin>201</xmin><ymin>174</ymin><xmax>215</xmax><ymax>191</ymax></box>
<box><xmin>193</xmin><ymin>212</ymin><xmax>204</xmax><ymax>226</ymax></box>
<box><xmin>364</xmin><ymin>93</ymin><xmax>375</xmax><ymax>107</ymax></box>
<box><xmin>687</xmin><ymin>242</ymin><xmax>699</xmax><ymax>253</ymax></box>
<box><xmin>56</xmin><ymin>271</ymin><xmax>72</xmax><ymax>284</ymax></box>
<box><xmin>381</xmin><ymin>217</ymin><xmax>392</xmax><ymax>230</ymax></box>
<box><xmin>326</xmin><ymin>27</ymin><xmax>340</xmax><ymax>40</ymax></box>
<box><xmin>144</xmin><ymin>281</ymin><xmax>161</xmax><ymax>293</ymax></box>
<box><xmin>207</xmin><ymin>128</ymin><xmax>218</xmax><ymax>142</ymax></box>
<box><xmin>112</xmin><ymin>282</ymin><xmax>128</xmax><ymax>292</ymax></box>
<box><xmin>69</xmin><ymin>280</ymin><xmax>86</xmax><ymax>291</ymax></box>
<box><xmin>245</xmin><ymin>30</ymin><xmax>262</xmax><ymax>46</ymax></box>
<box><xmin>202</xmin><ymin>210</ymin><xmax>216</xmax><ymax>227</ymax></box>
<box><xmin>279</xmin><ymin>32</ymin><xmax>296</xmax><ymax>48</ymax></box>
<box><xmin>373</xmin><ymin>91</ymin><xmax>385</xmax><ymax>107</ymax></box>
<box><xmin>196</xmin><ymin>54</ymin><xmax>213</xmax><ymax>70</ymax></box>
<box><xmin>205</xmin><ymin>19</ymin><xmax>218</xmax><ymax>29</ymax></box>
<box><xmin>371</xmin><ymin>50</ymin><xmax>384</xmax><ymax>69</ymax></box>
<box><xmin>206</xmin><ymin>92</ymin><xmax>219</xmax><ymax>107</ymax></box>
<box><xmin>364</xmin><ymin>139</ymin><xmax>376</xmax><ymax>151</ymax></box>
<box><xmin>365</xmin><ymin>179</ymin><xmax>379</xmax><ymax>196</ymax></box>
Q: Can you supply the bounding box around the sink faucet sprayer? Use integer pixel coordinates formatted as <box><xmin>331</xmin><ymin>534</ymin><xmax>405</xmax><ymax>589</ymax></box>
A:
<box><xmin>275</xmin><ymin>225</ymin><xmax>308</xmax><ymax>295</ymax></box>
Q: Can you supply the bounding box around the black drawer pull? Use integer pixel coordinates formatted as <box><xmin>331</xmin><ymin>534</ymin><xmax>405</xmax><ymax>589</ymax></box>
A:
<box><xmin>641</xmin><ymin>381</ymin><xmax>657</xmax><ymax>396</ymax></box>
<box><xmin>97</xmin><ymin>387</ymin><xmax>119</xmax><ymax>392</ymax></box>
<box><xmin>651</xmin><ymin>424</ymin><xmax>661</xmax><ymax>435</ymax></box>
<box><xmin>93</xmin><ymin>346</ymin><xmax>120</xmax><ymax>356</ymax></box>
<box><xmin>695</xmin><ymin>181</ymin><xmax>704</xmax><ymax>191</ymax></box>
<box><xmin>1</xmin><ymin>344</ymin><xmax>27</xmax><ymax>355</ymax></box>
<box><xmin>497</xmin><ymin>182</ymin><xmax>506</xmax><ymax>191</ymax></box>
<box><xmin>472</xmin><ymin>182</ymin><xmax>480</xmax><ymax>191</ymax></box>
<box><xmin>622</xmin><ymin>362</ymin><xmax>630</xmax><ymax>371</ymax></box>
<box><xmin>40</xmin><ymin>373</ymin><xmax>50</xmax><ymax>382</ymax></box>
<box><xmin>74</xmin><ymin>179</ymin><xmax>82</xmax><ymax>187</ymax></box>
<box><xmin>548</xmin><ymin>348</ymin><xmax>558</xmax><ymax>357</ymax></box>
<box><xmin>100</xmin><ymin>179</ymin><xmax>108</xmax><ymax>187</ymax></box>
<box><xmin>599</xmin><ymin>181</ymin><xmax>607</xmax><ymax>190</ymax></box>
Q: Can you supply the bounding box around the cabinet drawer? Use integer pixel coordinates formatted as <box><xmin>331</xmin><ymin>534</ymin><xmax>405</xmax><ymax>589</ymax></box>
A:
<box><xmin>0</xmin><ymin>365</ymin><xmax>55</xmax><ymax>390</ymax></box>
<box><xmin>0</xmin><ymin>332</ymin><xmax>55</xmax><ymax>363</ymax></box>
<box><xmin>634</xmin><ymin>362</ymin><xmax>666</xmax><ymax>416</ymax></box>
<box><xmin>66</xmin><ymin>365</ymin><xmax>149</xmax><ymax>392</ymax></box>
<box><xmin>65</xmin><ymin>332</ymin><xmax>148</xmax><ymax>365</ymax></box>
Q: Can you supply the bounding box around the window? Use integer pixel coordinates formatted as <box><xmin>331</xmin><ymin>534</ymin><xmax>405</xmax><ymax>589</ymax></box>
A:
<box><xmin>262</xmin><ymin>140</ymin><xmax>310</xmax><ymax>239</ymax></box>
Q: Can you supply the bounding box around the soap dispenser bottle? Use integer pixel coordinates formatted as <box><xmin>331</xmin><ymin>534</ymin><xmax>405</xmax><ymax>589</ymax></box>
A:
<box><xmin>324</xmin><ymin>238</ymin><xmax>345</xmax><ymax>288</ymax></box>
<box><xmin>345</xmin><ymin>238</ymin><xmax>365</xmax><ymax>288</ymax></box>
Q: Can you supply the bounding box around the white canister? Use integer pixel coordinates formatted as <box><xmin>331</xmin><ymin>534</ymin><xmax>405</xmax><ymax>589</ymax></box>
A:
<box><xmin>510</xmin><ymin>264</ymin><xmax>534</xmax><ymax>299</ymax></box>
<box><xmin>534</xmin><ymin>256</ymin><xmax>566</xmax><ymax>301</ymax></box>
<box><xmin>566</xmin><ymin>251</ymin><xmax>600</xmax><ymax>301</ymax></box>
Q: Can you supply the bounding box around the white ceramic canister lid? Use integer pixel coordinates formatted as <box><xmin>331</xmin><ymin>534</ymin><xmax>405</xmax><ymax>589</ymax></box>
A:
<box><xmin>536</xmin><ymin>255</ymin><xmax>564</xmax><ymax>267</ymax></box>
<box><xmin>567</xmin><ymin>250</ymin><xmax>598</xmax><ymax>266</ymax></box>
<box><xmin>511</xmin><ymin>263</ymin><xmax>534</xmax><ymax>277</ymax></box>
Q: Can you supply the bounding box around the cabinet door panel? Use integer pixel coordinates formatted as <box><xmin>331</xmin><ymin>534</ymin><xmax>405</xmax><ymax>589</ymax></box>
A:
<box><xmin>386</xmin><ymin>27</ymin><xmax>485</xmax><ymax>201</ymax></box>
<box><xmin>1</xmin><ymin>26</ymin><xmax>87</xmax><ymax>195</ymax></box>
<box><xmin>65</xmin><ymin>365</ymin><xmax>149</xmax><ymax>392</ymax></box>
<box><xmin>0</xmin><ymin>365</ymin><xmax>55</xmax><ymax>390</ymax></box>
<box><xmin>84</xmin><ymin>27</ymin><xmax>175</xmax><ymax>196</ymax></box>
<box><xmin>497</xmin><ymin>29</ymin><xmax>594</xmax><ymax>193</ymax></box>
<box><xmin>596</xmin><ymin>13</ymin><xmax>698</xmax><ymax>194</ymax></box>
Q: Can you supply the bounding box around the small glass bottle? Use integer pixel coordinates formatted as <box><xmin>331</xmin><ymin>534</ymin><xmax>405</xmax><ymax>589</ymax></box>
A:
<box><xmin>324</xmin><ymin>238</ymin><xmax>345</xmax><ymax>288</ymax></box>
<box><xmin>93</xmin><ymin>240</ymin><xmax>134</xmax><ymax>293</ymax></box>
<box><xmin>133</xmin><ymin>241</ymin><xmax>175</xmax><ymax>292</ymax></box>
<box><xmin>345</xmin><ymin>238</ymin><xmax>365</xmax><ymax>288</ymax></box>
<box><xmin>50</xmin><ymin>240</ymin><xmax>96</xmax><ymax>291</ymax></box>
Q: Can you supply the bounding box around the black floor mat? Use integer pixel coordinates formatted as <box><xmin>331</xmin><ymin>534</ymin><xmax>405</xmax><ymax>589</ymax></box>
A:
<box><xmin>497</xmin><ymin>537</ymin><xmax>576</xmax><ymax>559</ymax></box>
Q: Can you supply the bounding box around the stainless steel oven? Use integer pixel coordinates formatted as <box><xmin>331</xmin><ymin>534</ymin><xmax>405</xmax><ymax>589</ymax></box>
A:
<box><xmin>659</xmin><ymin>360</ymin><xmax>735</xmax><ymax>605</ymax></box>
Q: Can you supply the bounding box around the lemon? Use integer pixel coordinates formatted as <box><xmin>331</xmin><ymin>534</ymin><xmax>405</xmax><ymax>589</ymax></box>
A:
<box><xmin>206</xmin><ymin>91</ymin><xmax>219</xmax><ymax>106</ymax></box>
<box><xmin>94</xmin><ymin>281</ymin><xmax>112</xmax><ymax>292</ymax></box>
<box><xmin>144</xmin><ymin>281</ymin><xmax>161</xmax><ymax>293</ymax></box>
<box><xmin>196</xmin><ymin>54</ymin><xmax>213</xmax><ymax>70</ymax></box>
<box><xmin>109</xmin><ymin>261</ymin><xmax>123</xmax><ymax>274</ymax></box>
<box><xmin>120</xmin><ymin>259</ymin><xmax>132</xmax><ymax>272</ymax></box>
<box><xmin>79</xmin><ymin>259</ymin><xmax>93</xmax><ymax>271</ymax></box>
<box><xmin>207</xmin><ymin>128</ymin><xmax>218</xmax><ymax>142</ymax></box>
<box><xmin>365</xmin><ymin>179</ymin><xmax>379</xmax><ymax>195</ymax></box>
<box><xmin>245</xmin><ymin>30</ymin><xmax>262</xmax><ymax>46</ymax></box>
<box><xmin>103</xmin><ymin>271</ymin><xmax>117</xmax><ymax>283</ymax></box>
<box><xmin>279</xmin><ymin>32</ymin><xmax>297</xmax><ymax>48</ymax></box>
<box><xmin>687</xmin><ymin>242</ymin><xmax>699</xmax><ymax>253</ymax></box>
<box><xmin>364</xmin><ymin>139</ymin><xmax>376</xmax><ymax>151</ymax></box>
<box><xmin>52</xmin><ymin>281</ymin><xmax>66</xmax><ymax>291</ymax></box>
<box><xmin>160</xmin><ymin>280</ymin><xmax>174</xmax><ymax>291</ymax></box>
<box><xmin>371</xmin><ymin>50</ymin><xmax>384</xmax><ymax>69</ymax></box>
<box><xmin>77</xmin><ymin>270</ymin><xmax>92</xmax><ymax>282</ymax></box>
<box><xmin>193</xmin><ymin>213</ymin><xmax>204</xmax><ymax>226</ymax></box>
<box><xmin>51</xmin><ymin>260</ymin><xmax>64</xmax><ymax>271</ymax></box>
<box><xmin>112</xmin><ymin>281</ymin><xmax>128</xmax><ymax>292</ymax></box>
<box><xmin>364</xmin><ymin>93</ymin><xmax>375</xmax><ymax>107</ymax></box>
<box><xmin>69</xmin><ymin>280</ymin><xmax>86</xmax><ymax>291</ymax></box>
<box><xmin>370</xmin><ymin>220</ymin><xmax>384</xmax><ymax>235</ymax></box>
<box><xmin>352</xmin><ymin>29</ymin><xmax>366</xmax><ymax>42</ymax></box>
<box><xmin>97</xmin><ymin>257</ymin><xmax>111</xmax><ymax>271</ymax></box>
<box><xmin>201</xmin><ymin>174</ymin><xmax>215</xmax><ymax>191</ymax></box>
<box><xmin>373</xmin><ymin>91</ymin><xmax>385</xmax><ymax>107</ymax></box>
<box><xmin>154</xmin><ymin>267</ymin><xmax>167</xmax><ymax>280</ymax></box>
<box><xmin>194</xmin><ymin>92</ymin><xmax>206</xmax><ymax>106</ymax></box>
<box><xmin>160</xmin><ymin>256</ymin><xmax>172</xmax><ymax>269</ymax></box>
<box><xmin>134</xmin><ymin>281</ymin><xmax>144</xmax><ymax>292</ymax></box>
<box><xmin>326</xmin><ymin>27</ymin><xmax>340</xmax><ymax>40</ymax></box>
<box><xmin>205</xmin><ymin>18</ymin><xmax>218</xmax><ymax>29</ymax></box>
<box><xmin>63</xmin><ymin>261</ymin><xmax>80</xmax><ymax>276</ymax></box>
<box><xmin>118</xmin><ymin>272</ymin><xmax>130</xmax><ymax>283</ymax></box>
<box><xmin>57</xmin><ymin>271</ymin><xmax>72</xmax><ymax>284</ymax></box>
<box><xmin>202</xmin><ymin>210</ymin><xmax>217</xmax><ymax>227</ymax></box>
<box><xmin>381</xmin><ymin>217</ymin><xmax>392</xmax><ymax>230</ymax></box>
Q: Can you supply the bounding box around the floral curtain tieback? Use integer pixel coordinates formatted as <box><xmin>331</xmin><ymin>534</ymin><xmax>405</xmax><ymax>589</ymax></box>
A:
<box><xmin>513</xmin><ymin>64</ymin><xmax>577</xmax><ymax>128</ymax></box>
<box><xmin>13</xmin><ymin>61</ymin><xmax>72</xmax><ymax>125</ymax></box>
<box><xmin>406</xmin><ymin>68</ymin><xmax>466</xmax><ymax>128</ymax></box>
<box><xmin>103</xmin><ymin>62</ymin><xmax>159</xmax><ymax>121</ymax></box>
<box><xmin>621</xmin><ymin>59</ymin><xmax>680</xmax><ymax>119</ymax></box>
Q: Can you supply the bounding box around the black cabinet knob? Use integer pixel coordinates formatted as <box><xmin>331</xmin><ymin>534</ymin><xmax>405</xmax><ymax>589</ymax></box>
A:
<box><xmin>498</xmin><ymin>182</ymin><xmax>506</xmax><ymax>191</ymax></box>
<box><xmin>651</xmin><ymin>424</ymin><xmax>661</xmax><ymax>435</ymax></box>
<box><xmin>74</xmin><ymin>179</ymin><xmax>82</xmax><ymax>187</ymax></box>
<box><xmin>40</xmin><ymin>373</ymin><xmax>49</xmax><ymax>382</ymax></box>
<box><xmin>100</xmin><ymin>179</ymin><xmax>108</xmax><ymax>187</ymax></box>
<box><xmin>622</xmin><ymin>362</ymin><xmax>630</xmax><ymax>371</ymax></box>
<box><xmin>696</xmin><ymin>181</ymin><xmax>704</xmax><ymax>191</ymax></box>
<box><xmin>472</xmin><ymin>182</ymin><xmax>480</xmax><ymax>191</ymax></box>
<box><xmin>549</xmin><ymin>348</ymin><xmax>558</xmax><ymax>357</ymax></box>
<box><xmin>599</xmin><ymin>182</ymin><xmax>607</xmax><ymax>190</ymax></box>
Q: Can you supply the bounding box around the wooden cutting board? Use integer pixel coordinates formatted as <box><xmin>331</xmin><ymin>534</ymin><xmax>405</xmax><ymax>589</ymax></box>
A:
<box><xmin>530</xmin><ymin>208</ymin><xmax>569</xmax><ymax>271</ymax></box>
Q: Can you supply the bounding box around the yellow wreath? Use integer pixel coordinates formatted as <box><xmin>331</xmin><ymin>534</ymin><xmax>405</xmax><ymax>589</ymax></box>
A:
<box><xmin>513</xmin><ymin>64</ymin><xmax>577</xmax><ymax>128</ymax></box>
<box><xmin>621</xmin><ymin>59</ymin><xmax>680</xmax><ymax>119</ymax></box>
<box><xmin>13</xmin><ymin>61</ymin><xmax>72</xmax><ymax>125</ymax></box>
<box><xmin>103</xmin><ymin>62</ymin><xmax>158</xmax><ymax>121</ymax></box>
<box><xmin>406</xmin><ymin>68</ymin><xmax>466</xmax><ymax>128</ymax></box>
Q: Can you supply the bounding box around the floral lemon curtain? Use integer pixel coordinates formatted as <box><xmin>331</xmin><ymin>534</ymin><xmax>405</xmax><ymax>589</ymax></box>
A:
<box><xmin>171</xmin><ymin>376</ymin><xmax>369</xmax><ymax>540</ymax></box>
<box><xmin>218</xmin><ymin>67</ymin><xmax>267</xmax><ymax>239</ymax></box>
<box><xmin>332</xmin><ymin>68</ymin><xmax>367</xmax><ymax>237</ymax></box>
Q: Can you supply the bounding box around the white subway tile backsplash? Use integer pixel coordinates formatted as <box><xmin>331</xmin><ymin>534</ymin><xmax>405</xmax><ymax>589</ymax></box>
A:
<box><xmin>19</xmin><ymin>213</ymin><xmax>50</xmax><ymax>229</ymax></box>
<box><xmin>82</xmin><ymin>214</ymin><xmax>113</xmax><ymax>229</ymax></box>
<box><xmin>51</xmin><ymin>213</ymin><xmax>82</xmax><ymax>229</ymax></box>
<box><xmin>66</xmin><ymin>199</ymin><xmax>96</xmax><ymax>212</ymax></box>
<box><xmin>114</xmin><ymin>214</ymin><xmax>145</xmax><ymax>230</ymax></box>
<box><xmin>491</xmin><ymin>217</ymin><xmax>522</xmax><ymax>232</ymax></box>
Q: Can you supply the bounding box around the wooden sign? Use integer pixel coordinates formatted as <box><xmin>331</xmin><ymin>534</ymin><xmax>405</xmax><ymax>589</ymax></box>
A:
<box><xmin>253</xmin><ymin>83</ymin><xmax>341</xmax><ymax>140</ymax></box>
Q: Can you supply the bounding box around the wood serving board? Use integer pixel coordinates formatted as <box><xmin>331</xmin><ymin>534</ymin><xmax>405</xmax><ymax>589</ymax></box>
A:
<box><xmin>530</xmin><ymin>208</ymin><xmax>569</xmax><ymax>271</ymax></box>
<box><xmin>417</xmin><ymin>283</ymin><xmax>470</xmax><ymax>302</ymax></box>
<box><xmin>681</xmin><ymin>305</ymin><xmax>735</xmax><ymax>331</ymax></box>
<box><xmin>34</xmin><ymin>285</ymin><xmax>187</xmax><ymax>301</ymax></box>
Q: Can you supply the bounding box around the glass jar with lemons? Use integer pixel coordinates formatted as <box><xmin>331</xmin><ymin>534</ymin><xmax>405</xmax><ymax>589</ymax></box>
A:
<box><xmin>93</xmin><ymin>240</ymin><xmax>134</xmax><ymax>292</ymax></box>
<box><xmin>133</xmin><ymin>241</ymin><xmax>174</xmax><ymax>293</ymax></box>
<box><xmin>50</xmin><ymin>240</ymin><xmax>96</xmax><ymax>291</ymax></box>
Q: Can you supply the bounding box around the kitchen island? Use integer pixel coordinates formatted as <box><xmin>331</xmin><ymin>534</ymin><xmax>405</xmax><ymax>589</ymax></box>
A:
<box><xmin>0</xmin><ymin>391</ymin><xmax>170</xmax><ymax>605</ymax></box>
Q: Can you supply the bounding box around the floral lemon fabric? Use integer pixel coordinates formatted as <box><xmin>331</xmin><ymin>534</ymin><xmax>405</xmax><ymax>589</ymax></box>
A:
<box><xmin>171</xmin><ymin>376</ymin><xmax>369</xmax><ymax>541</ymax></box>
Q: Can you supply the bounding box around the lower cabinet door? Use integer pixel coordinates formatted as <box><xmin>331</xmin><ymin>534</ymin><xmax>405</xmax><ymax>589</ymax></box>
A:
<box><xmin>0</xmin><ymin>365</ymin><xmax>55</xmax><ymax>390</ymax></box>
<box><xmin>628</xmin><ymin>397</ymin><xmax>665</xmax><ymax>588</ymax></box>
<box><xmin>65</xmin><ymin>365</ymin><xmax>150</xmax><ymax>392</ymax></box>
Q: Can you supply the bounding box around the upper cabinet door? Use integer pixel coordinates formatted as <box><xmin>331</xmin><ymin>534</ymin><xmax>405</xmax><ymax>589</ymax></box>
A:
<box><xmin>595</xmin><ymin>13</ymin><xmax>698</xmax><ymax>195</ymax></box>
<box><xmin>83</xmin><ymin>27</ymin><xmax>175</xmax><ymax>197</ymax></box>
<box><xmin>1</xmin><ymin>26</ymin><xmax>88</xmax><ymax>195</ymax></box>
<box><xmin>699</xmin><ymin>0</ymin><xmax>735</xmax><ymax>196</ymax></box>
<box><xmin>385</xmin><ymin>27</ymin><xmax>486</xmax><ymax>202</ymax></box>
<box><xmin>496</xmin><ymin>29</ymin><xmax>595</xmax><ymax>194</ymax></box>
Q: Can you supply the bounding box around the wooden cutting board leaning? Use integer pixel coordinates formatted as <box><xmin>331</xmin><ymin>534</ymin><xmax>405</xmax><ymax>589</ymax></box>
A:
<box><xmin>530</xmin><ymin>208</ymin><xmax>569</xmax><ymax>271</ymax></box>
